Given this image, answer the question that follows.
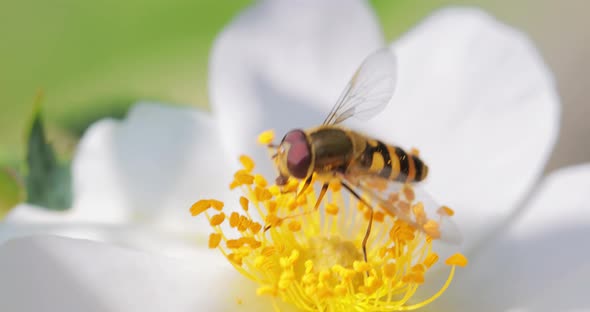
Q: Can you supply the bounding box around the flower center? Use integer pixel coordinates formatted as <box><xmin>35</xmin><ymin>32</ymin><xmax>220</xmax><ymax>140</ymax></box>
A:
<box><xmin>306</xmin><ymin>236</ymin><xmax>362</xmax><ymax>273</ymax></box>
<box><xmin>191</xmin><ymin>134</ymin><xmax>467</xmax><ymax>311</ymax></box>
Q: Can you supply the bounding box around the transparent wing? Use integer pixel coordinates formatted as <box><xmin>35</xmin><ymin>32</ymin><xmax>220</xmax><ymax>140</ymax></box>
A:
<box><xmin>323</xmin><ymin>48</ymin><xmax>397</xmax><ymax>125</ymax></box>
<box><xmin>340</xmin><ymin>174</ymin><xmax>463</xmax><ymax>245</ymax></box>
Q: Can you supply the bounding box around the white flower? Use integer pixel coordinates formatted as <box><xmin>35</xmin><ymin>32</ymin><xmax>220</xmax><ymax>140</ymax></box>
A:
<box><xmin>1</xmin><ymin>0</ymin><xmax>587</xmax><ymax>311</ymax></box>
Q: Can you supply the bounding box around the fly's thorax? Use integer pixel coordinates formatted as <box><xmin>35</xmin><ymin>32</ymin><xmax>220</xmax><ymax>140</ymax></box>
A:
<box><xmin>307</xmin><ymin>126</ymin><xmax>355</xmax><ymax>175</ymax></box>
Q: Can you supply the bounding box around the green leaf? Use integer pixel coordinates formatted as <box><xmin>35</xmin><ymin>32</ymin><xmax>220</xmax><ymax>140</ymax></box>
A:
<box><xmin>0</xmin><ymin>167</ymin><xmax>23</xmax><ymax>218</ymax></box>
<box><xmin>25</xmin><ymin>100</ymin><xmax>72</xmax><ymax>211</ymax></box>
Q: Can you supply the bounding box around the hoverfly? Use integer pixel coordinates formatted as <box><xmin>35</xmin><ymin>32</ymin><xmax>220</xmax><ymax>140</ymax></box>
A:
<box><xmin>268</xmin><ymin>48</ymin><xmax>461</xmax><ymax>261</ymax></box>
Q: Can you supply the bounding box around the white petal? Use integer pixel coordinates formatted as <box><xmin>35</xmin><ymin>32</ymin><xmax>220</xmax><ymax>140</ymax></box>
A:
<box><xmin>6</xmin><ymin>203</ymin><xmax>93</xmax><ymax>222</ymax></box>
<box><xmin>39</xmin><ymin>103</ymin><xmax>234</xmax><ymax>234</ymax></box>
<box><xmin>0</xmin><ymin>236</ymin><xmax>277</xmax><ymax>312</ymax></box>
<box><xmin>0</xmin><ymin>222</ymin><xmax>207</xmax><ymax>260</ymax></box>
<box><xmin>436</xmin><ymin>164</ymin><xmax>590</xmax><ymax>311</ymax></box>
<box><xmin>210</xmin><ymin>0</ymin><xmax>384</xmax><ymax>176</ymax></box>
<box><xmin>354</xmin><ymin>8</ymin><xmax>560</xmax><ymax>250</ymax></box>
<box><xmin>70</xmin><ymin>118</ymin><xmax>128</xmax><ymax>221</ymax></box>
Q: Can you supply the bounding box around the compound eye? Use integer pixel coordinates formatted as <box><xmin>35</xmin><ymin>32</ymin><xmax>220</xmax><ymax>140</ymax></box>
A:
<box><xmin>283</xmin><ymin>130</ymin><xmax>311</xmax><ymax>179</ymax></box>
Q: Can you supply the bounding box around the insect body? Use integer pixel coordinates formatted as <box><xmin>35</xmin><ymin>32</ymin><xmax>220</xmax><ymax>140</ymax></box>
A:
<box><xmin>268</xmin><ymin>48</ymin><xmax>460</xmax><ymax>261</ymax></box>
<box><xmin>276</xmin><ymin>126</ymin><xmax>428</xmax><ymax>186</ymax></box>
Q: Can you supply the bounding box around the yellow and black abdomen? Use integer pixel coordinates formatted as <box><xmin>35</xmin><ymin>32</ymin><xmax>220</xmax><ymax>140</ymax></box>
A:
<box><xmin>358</xmin><ymin>139</ymin><xmax>428</xmax><ymax>183</ymax></box>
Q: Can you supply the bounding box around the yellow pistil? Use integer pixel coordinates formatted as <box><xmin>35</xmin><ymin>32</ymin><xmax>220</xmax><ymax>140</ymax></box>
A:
<box><xmin>192</xmin><ymin>153</ymin><xmax>467</xmax><ymax>311</ymax></box>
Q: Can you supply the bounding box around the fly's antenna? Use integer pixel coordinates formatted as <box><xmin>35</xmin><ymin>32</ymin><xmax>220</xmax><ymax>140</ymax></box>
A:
<box><xmin>266</xmin><ymin>142</ymin><xmax>279</xmax><ymax>162</ymax></box>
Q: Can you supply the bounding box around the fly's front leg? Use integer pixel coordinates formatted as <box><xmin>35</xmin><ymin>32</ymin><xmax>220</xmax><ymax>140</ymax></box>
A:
<box><xmin>264</xmin><ymin>179</ymin><xmax>329</xmax><ymax>232</ymax></box>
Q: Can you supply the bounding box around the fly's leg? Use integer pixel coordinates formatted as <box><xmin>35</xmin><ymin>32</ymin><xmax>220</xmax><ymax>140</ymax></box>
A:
<box><xmin>296</xmin><ymin>175</ymin><xmax>313</xmax><ymax>197</ymax></box>
<box><xmin>341</xmin><ymin>181</ymin><xmax>374</xmax><ymax>263</ymax></box>
<box><xmin>314</xmin><ymin>183</ymin><xmax>329</xmax><ymax>210</ymax></box>
<box><xmin>264</xmin><ymin>182</ymin><xmax>329</xmax><ymax>232</ymax></box>
<box><xmin>264</xmin><ymin>211</ymin><xmax>312</xmax><ymax>232</ymax></box>
<box><xmin>278</xmin><ymin>174</ymin><xmax>313</xmax><ymax>194</ymax></box>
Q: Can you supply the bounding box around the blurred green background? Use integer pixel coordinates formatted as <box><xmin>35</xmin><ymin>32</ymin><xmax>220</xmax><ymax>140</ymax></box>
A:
<box><xmin>1</xmin><ymin>0</ymin><xmax>588</xmax><ymax>171</ymax></box>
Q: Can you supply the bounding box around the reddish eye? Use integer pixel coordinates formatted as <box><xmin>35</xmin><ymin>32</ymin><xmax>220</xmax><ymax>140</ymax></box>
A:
<box><xmin>282</xmin><ymin>130</ymin><xmax>311</xmax><ymax>179</ymax></box>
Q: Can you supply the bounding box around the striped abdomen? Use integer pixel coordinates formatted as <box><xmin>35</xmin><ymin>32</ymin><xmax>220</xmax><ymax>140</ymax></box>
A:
<box><xmin>358</xmin><ymin>139</ymin><xmax>428</xmax><ymax>183</ymax></box>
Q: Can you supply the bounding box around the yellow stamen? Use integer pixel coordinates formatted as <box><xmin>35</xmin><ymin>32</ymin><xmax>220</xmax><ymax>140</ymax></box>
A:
<box><xmin>257</xmin><ymin>130</ymin><xmax>275</xmax><ymax>145</ymax></box>
<box><xmin>445</xmin><ymin>253</ymin><xmax>468</xmax><ymax>267</ymax></box>
<box><xmin>239</xmin><ymin>196</ymin><xmax>249</xmax><ymax>211</ymax></box>
<box><xmin>288</xmin><ymin>220</ymin><xmax>302</xmax><ymax>232</ymax></box>
<box><xmin>383</xmin><ymin>262</ymin><xmax>396</xmax><ymax>278</ymax></box>
<box><xmin>208</xmin><ymin>233</ymin><xmax>222</xmax><ymax>248</ymax></box>
<box><xmin>424</xmin><ymin>253</ymin><xmax>439</xmax><ymax>268</ymax></box>
<box><xmin>209</xmin><ymin>199</ymin><xmax>224</xmax><ymax>210</ymax></box>
<box><xmin>190</xmin><ymin>199</ymin><xmax>223</xmax><ymax>216</ymax></box>
<box><xmin>423</xmin><ymin>220</ymin><xmax>441</xmax><ymax>239</ymax></box>
<box><xmin>250</xmin><ymin>222</ymin><xmax>262</xmax><ymax>234</ymax></box>
<box><xmin>239</xmin><ymin>155</ymin><xmax>255</xmax><ymax>172</ymax></box>
<box><xmin>191</xmin><ymin>147</ymin><xmax>467</xmax><ymax>311</ymax></box>
<box><xmin>438</xmin><ymin>205</ymin><xmax>455</xmax><ymax>217</ymax></box>
<box><xmin>209</xmin><ymin>212</ymin><xmax>225</xmax><ymax>226</ymax></box>
<box><xmin>403</xmin><ymin>184</ymin><xmax>416</xmax><ymax>202</ymax></box>
<box><xmin>325</xmin><ymin>203</ymin><xmax>339</xmax><ymax>215</ymax></box>
<box><xmin>374</xmin><ymin>211</ymin><xmax>385</xmax><ymax>222</ymax></box>
<box><xmin>190</xmin><ymin>200</ymin><xmax>210</xmax><ymax>216</ymax></box>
